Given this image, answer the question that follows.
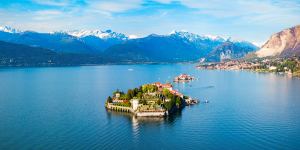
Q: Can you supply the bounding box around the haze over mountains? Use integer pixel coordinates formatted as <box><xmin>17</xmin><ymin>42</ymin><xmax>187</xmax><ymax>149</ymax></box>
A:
<box><xmin>0</xmin><ymin>26</ymin><xmax>259</xmax><ymax>65</ymax></box>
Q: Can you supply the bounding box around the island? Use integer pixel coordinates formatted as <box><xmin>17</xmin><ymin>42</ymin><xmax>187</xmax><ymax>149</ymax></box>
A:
<box><xmin>105</xmin><ymin>82</ymin><xmax>198</xmax><ymax>117</ymax></box>
<box><xmin>173</xmin><ymin>74</ymin><xmax>194</xmax><ymax>82</ymax></box>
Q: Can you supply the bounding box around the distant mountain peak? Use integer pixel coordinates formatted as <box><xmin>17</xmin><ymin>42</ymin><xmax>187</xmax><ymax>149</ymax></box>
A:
<box><xmin>67</xmin><ymin>29</ymin><xmax>128</xmax><ymax>40</ymax></box>
<box><xmin>169</xmin><ymin>30</ymin><xmax>226</xmax><ymax>42</ymax></box>
<box><xmin>0</xmin><ymin>26</ymin><xmax>21</xmax><ymax>33</ymax></box>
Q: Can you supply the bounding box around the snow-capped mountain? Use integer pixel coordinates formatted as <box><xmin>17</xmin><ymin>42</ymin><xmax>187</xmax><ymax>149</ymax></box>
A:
<box><xmin>0</xmin><ymin>27</ymin><xmax>130</xmax><ymax>53</ymax></box>
<box><xmin>65</xmin><ymin>29</ymin><xmax>129</xmax><ymax>52</ymax></box>
<box><xmin>0</xmin><ymin>26</ymin><xmax>21</xmax><ymax>33</ymax></box>
<box><xmin>67</xmin><ymin>29</ymin><xmax>128</xmax><ymax>40</ymax></box>
<box><xmin>104</xmin><ymin>31</ymin><xmax>258</xmax><ymax>62</ymax></box>
<box><xmin>169</xmin><ymin>30</ymin><xmax>226</xmax><ymax>42</ymax></box>
<box><xmin>0</xmin><ymin>25</ymin><xmax>258</xmax><ymax>62</ymax></box>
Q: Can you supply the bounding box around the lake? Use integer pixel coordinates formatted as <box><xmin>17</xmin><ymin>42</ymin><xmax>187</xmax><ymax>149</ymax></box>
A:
<box><xmin>0</xmin><ymin>64</ymin><xmax>299</xmax><ymax>149</ymax></box>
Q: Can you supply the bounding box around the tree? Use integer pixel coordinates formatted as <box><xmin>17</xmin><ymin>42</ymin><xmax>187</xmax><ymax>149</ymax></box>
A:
<box><xmin>164</xmin><ymin>102</ymin><xmax>172</xmax><ymax>110</ymax></box>
<box><xmin>139</xmin><ymin>86</ymin><xmax>143</xmax><ymax>92</ymax></box>
<box><xmin>133</xmin><ymin>88</ymin><xmax>139</xmax><ymax>96</ymax></box>
<box><xmin>163</xmin><ymin>88</ymin><xmax>170</xmax><ymax>96</ymax></box>
<box><xmin>142</xmin><ymin>84</ymin><xmax>158</xmax><ymax>93</ymax></box>
<box><xmin>157</xmin><ymin>99</ymin><xmax>162</xmax><ymax>105</ymax></box>
<box><xmin>142</xmin><ymin>85</ymin><xmax>148</xmax><ymax>93</ymax></box>
<box><xmin>137</xmin><ymin>92</ymin><xmax>143</xmax><ymax>99</ymax></box>
<box><xmin>127</xmin><ymin>89</ymin><xmax>134</xmax><ymax>100</ymax></box>
<box><xmin>176</xmin><ymin>97</ymin><xmax>182</xmax><ymax>107</ymax></box>
<box><xmin>106</xmin><ymin>96</ymin><xmax>113</xmax><ymax>103</ymax></box>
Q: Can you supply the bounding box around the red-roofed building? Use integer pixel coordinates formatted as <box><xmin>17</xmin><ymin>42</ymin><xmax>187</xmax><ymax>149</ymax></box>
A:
<box><xmin>153</xmin><ymin>82</ymin><xmax>173</xmax><ymax>91</ymax></box>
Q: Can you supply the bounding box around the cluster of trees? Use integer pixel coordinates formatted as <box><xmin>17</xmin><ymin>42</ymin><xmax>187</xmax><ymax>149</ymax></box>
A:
<box><xmin>254</xmin><ymin>58</ymin><xmax>300</xmax><ymax>73</ymax></box>
<box><xmin>112</xmin><ymin>84</ymin><xmax>159</xmax><ymax>101</ymax></box>
<box><xmin>142</xmin><ymin>84</ymin><xmax>158</xmax><ymax>93</ymax></box>
<box><xmin>107</xmin><ymin>84</ymin><xmax>186</xmax><ymax>111</ymax></box>
<box><xmin>127</xmin><ymin>87</ymin><xmax>144</xmax><ymax>100</ymax></box>
<box><xmin>276</xmin><ymin>60</ymin><xmax>298</xmax><ymax>73</ymax></box>
<box><xmin>109</xmin><ymin>86</ymin><xmax>145</xmax><ymax>102</ymax></box>
<box><xmin>161</xmin><ymin>89</ymin><xmax>184</xmax><ymax>111</ymax></box>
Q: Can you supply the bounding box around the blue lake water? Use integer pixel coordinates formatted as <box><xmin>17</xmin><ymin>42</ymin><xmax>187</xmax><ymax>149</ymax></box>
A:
<box><xmin>0</xmin><ymin>64</ymin><xmax>299</xmax><ymax>149</ymax></box>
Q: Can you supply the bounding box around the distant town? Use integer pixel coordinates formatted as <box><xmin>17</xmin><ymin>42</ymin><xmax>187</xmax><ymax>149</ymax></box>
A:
<box><xmin>197</xmin><ymin>57</ymin><xmax>300</xmax><ymax>77</ymax></box>
<box><xmin>105</xmin><ymin>81</ymin><xmax>198</xmax><ymax>117</ymax></box>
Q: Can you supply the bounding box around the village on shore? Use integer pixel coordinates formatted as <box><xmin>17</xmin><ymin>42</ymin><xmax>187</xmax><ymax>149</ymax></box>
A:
<box><xmin>105</xmin><ymin>81</ymin><xmax>198</xmax><ymax>117</ymax></box>
<box><xmin>197</xmin><ymin>57</ymin><xmax>300</xmax><ymax>77</ymax></box>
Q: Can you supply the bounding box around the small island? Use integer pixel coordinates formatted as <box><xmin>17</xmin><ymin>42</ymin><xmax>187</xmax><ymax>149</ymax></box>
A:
<box><xmin>105</xmin><ymin>82</ymin><xmax>198</xmax><ymax>117</ymax></box>
<box><xmin>173</xmin><ymin>74</ymin><xmax>194</xmax><ymax>82</ymax></box>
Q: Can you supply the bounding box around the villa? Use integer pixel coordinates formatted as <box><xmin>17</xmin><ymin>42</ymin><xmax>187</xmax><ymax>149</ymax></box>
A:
<box><xmin>105</xmin><ymin>82</ymin><xmax>198</xmax><ymax>117</ymax></box>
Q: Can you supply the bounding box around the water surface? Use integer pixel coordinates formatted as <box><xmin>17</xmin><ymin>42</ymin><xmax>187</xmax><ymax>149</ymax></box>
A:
<box><xmin>0</xmin><ymin>64</ymin><xmax>299</xmax><ymax>149</ymax></box>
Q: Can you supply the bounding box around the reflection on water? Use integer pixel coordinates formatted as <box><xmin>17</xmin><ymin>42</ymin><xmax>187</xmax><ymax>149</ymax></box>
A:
<box><xmin>106</xmin><ymin>109</ymin><xmax>169</xmax><ymax>124</ymax></box>
<box><xmin>106</xmin><ymin>109</ymin><xmax>182</xmax><ymax>126</ymax></box>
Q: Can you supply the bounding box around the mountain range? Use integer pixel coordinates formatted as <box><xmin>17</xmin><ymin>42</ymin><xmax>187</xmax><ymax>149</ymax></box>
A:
<box><xmin>0</xmin><ymin>26</ymin><xmax>258</xmax><ymax>65</ymax></box>
<box><xmin>0</xmin><ymin>40</ymin><xmax>104</xmax><ymax>66</ymax></box>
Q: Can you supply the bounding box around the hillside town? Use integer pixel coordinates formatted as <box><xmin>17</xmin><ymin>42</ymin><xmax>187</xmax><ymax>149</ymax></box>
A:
<box><xmin>105</xmin><ymin>82</ymin><xmax>198</xmax><ymax>117</ymax></box>
<box><xmin>197</xmin><ymin>57</ymin><xmax>300</xmax><ymax>77</ymax></box>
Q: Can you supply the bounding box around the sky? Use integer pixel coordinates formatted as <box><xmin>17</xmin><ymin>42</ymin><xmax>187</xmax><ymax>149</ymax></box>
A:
<box><xmin>0</xmin><ymin>0</ymin><xmax>300</xmax><ymax>46</ymax></box>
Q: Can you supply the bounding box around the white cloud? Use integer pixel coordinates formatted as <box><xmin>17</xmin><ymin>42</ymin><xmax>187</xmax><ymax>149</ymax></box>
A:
<box><xmin>35</xmin><ymin>10</ymin><xmax>63</xmax><ymax>15</ymax></box>
<box><xmin>32</xmin><ymin>10</ymin><xmax>64</xmax><ymax>20</ymax></box>
<box><xmin>1</xmin><ymin>0</ymin><xmax>300</xmax><ymax>44</ymax></box>
<box><xmin>179</xmin><ymin>0</ymin><xmax>300</xmax><ymax>24</ymax></box>
<box><xmin>89</xmin><ymin>0</ymin><xmax>143</xmax><ymax>13</ymax></box>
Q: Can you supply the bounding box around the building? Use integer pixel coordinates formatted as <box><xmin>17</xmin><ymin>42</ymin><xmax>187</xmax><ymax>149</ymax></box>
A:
<box><xmin>131</xmin><ymin>99</ymin><xmax>139</xmax><ymax>111</ymax></box>
<box><xmin>153</xmin><ymin>82</ymin><xmax>173</xmax><ymax>91</ymax></box>
<box><xmin>169</xmin><ymin>89</ymin><xmax>184</xmax><ymax>98</ymax></box>
<box><xmin>269</xmin><ymin>66</ymin><xmax>277</xmax><ymax>70</ymax></box>
<box><xmin>115</xmin><ymin>93</ymin><xmax>120</xmax><ymax>98</ymax></box>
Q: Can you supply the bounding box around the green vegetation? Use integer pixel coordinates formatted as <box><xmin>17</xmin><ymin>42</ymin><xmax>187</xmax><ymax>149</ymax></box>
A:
<box><xmin>276</xmin><ymin>60</ymin><xmax>298</xmax><ymax>73</ymax></box>
<box><xmin>162</xmin><ymin>94</ymin><xmax>184</xmax><ymax>111</ymax></box>
<box><xmin>114</xmin><ymin>101</ymin><xmax>131</xmax><ymax>107</ymax></box>
<box><xmin>142</xmin><ymin>84</ymin><xmax>158</xmax><ymax>93</ymax></box>
<box><xmin>251</xmin><ymin>58</ymin><xmax>300</xmax><ymax>76</ymax></box>
<box><xmin>106</xmin><ymin>96</ymin><xmax>112</xmax><ymax>103</ymax></box>
<box><xmin>106</xmin><ymin>83</ymin><xmax>186</xmax><ymax>112</ymax></box>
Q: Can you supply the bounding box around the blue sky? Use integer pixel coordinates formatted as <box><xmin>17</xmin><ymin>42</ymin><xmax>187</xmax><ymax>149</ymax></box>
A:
<box><xmin>0</xmin><ymin>0</ymin><xmax>300</xmax><ymax>45</ymax></box>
